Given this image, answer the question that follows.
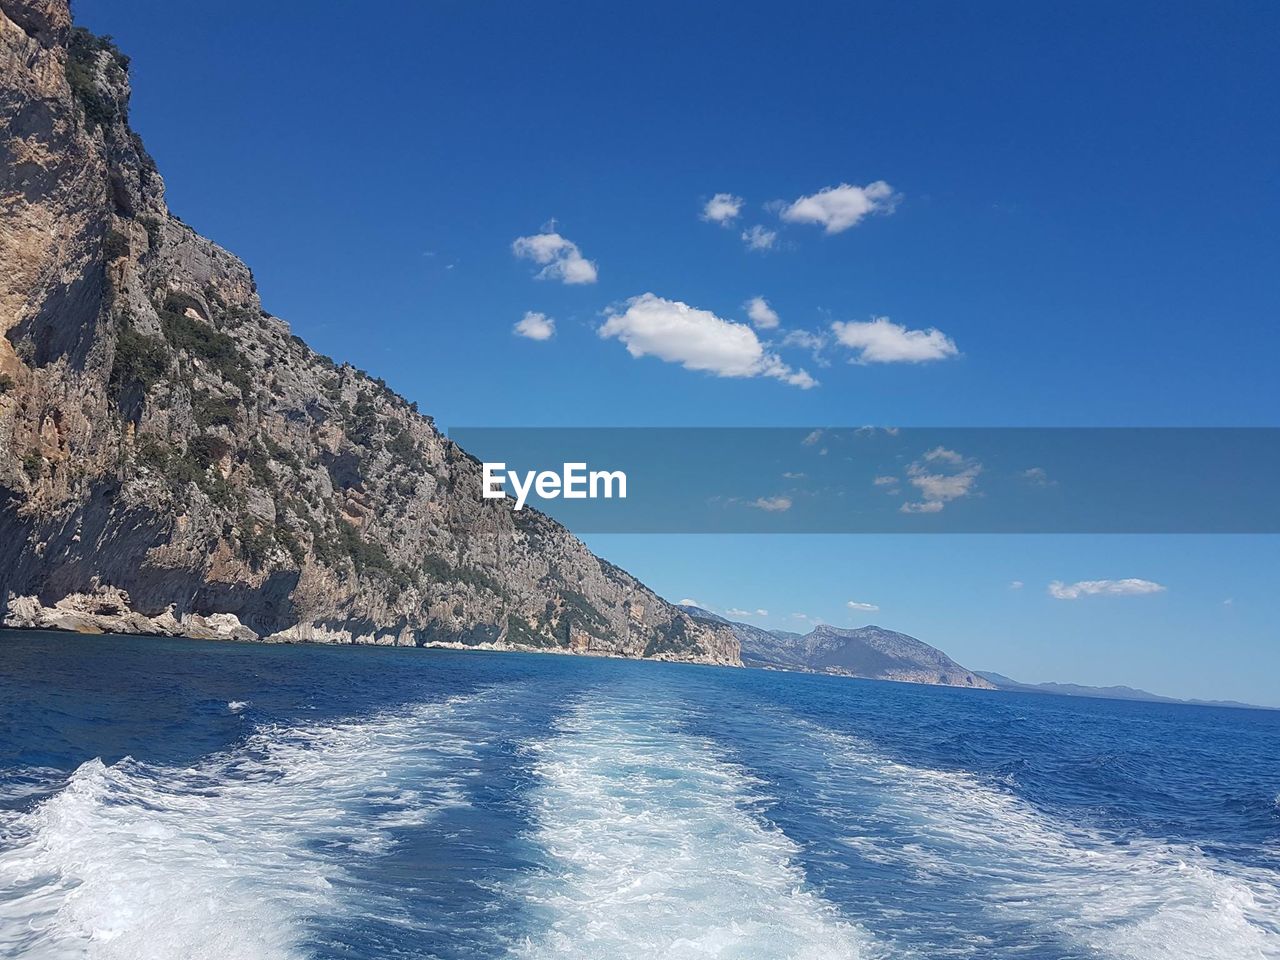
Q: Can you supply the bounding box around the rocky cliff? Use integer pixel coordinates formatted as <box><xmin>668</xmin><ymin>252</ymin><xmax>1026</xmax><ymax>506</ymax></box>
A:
<box><xmin>682</xmin><ymin>605</ymin><xmax>990</xmax><ymax>688</ymax></box>
<box><xmin>0</xmin><ymin>0</ymin><xmax>738</xmax><ymax>665</ymax></box>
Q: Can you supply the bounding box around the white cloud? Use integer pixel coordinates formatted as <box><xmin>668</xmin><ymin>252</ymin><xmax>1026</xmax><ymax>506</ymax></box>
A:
<box><xmin>1048</xmin><ymin>579</ymin><xmax>1167</xmax><ymax>600</ymax></box>
<box><xmin>513</xmin><ymin>311</ymin><xmax>555</xmax><ymax>341</ymax></box>
<box><xmin>900</xmin><ymin>446</ymin><xmax>981</xmax><ymax>514</ymax></box>
<box><xmin>512</xmin><ymin>232</ymin><xmax>598</xmax><ymax>284</ymax></box>
<box><xmin>741</xmin><ymin>225</ymin><xmax>777</xmax><ymax>251</ymax></box>
<box><xmin>745</xmin><ymin>296</ymin><xmax>780</xmax><ymax>329</ymax></box>
<box><xmin>873</xmin><ymin>475</ymin><xmax>898</xmax><ymax>487</ymax></box>
<box><xmin>727</xmin><ymin>607</ymin><xmax>769</xmax><ymax>618</ymax></box>
<box><xmin>678</xmin><ymin>598</ymin><xmax>703</xmax><ymax>608</ymax></box>
<box><xmin>751</xmin><ymin>495</ymin><xmax>793</xmax><ymax>512</ymax></box>
<box><xmin>846</xmin><ymin>600</ymin><xmax>880</xmax><ymax>612</ymax></box>
<box><xmin>781</xmin><ymin>181</ymin><xmax>898</xmax><ymax>234</ymax></box>
<box><xmin>831</xmin><ymin>317</ymin><xmax>958</xmax><ymax>364</ymax></box>
<box><xmin>781</xmin><ymin>329</ymin><xmax>828</xmax><ymax>353</ymax></box>
<box><xmin>777</xmin><ymin>365</ymin><xmax>817</xmax><ymax>389</ymax></box>
<box><xmin>900</xmin><ymin>499</ymin><xmax>945</xmax><ymax>514</ymax></box>
<box><xmin>598</xmin><ymin>293</ymin><xmax>817</xmax><ymax>388</ymax></box>
<box><xmin>920</xmin><ymin>447</ymin><xmax>966</xmax><ymax>466</ymax></box>
<box><xmin>1010</xmin><ymin>580</ymin><xmax>1025</xmax><ymax>590</ymax></box>
<box><xmin>1022</xmin><ymin>466</ymin><xmax>1053</xmax><ymax>486</ymax></box>
<box><xmin>702</xmin><ymin>193</ymin><xmax>744</xmax><ymax>224</ymax></box>
<box><xmin>782</xmin><ymin>471</ymin><xmax>806</xmax><ymax>479</ymax></box>
<box><xmin>791</xmin><ymin>612</ymin><xmax>812</xmax><ymax>621</ymax></box>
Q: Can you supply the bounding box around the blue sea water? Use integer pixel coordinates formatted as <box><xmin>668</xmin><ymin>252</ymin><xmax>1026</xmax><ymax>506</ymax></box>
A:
<box><xmin>0</xmin><ymin>629</ymin><xmax>1277</xmax><ymax>959</ymax></box>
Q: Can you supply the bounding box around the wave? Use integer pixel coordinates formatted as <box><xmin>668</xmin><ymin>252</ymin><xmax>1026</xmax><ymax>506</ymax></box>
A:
<box><xmin>792</xmin><ymin>719</ymin><xmax>1280</xmax><ymax>960</ymax></box>
<box><xmin>0</xmin><ymin>691</ymin><xmax>503</xmax><ymax>960</ymax></box>
<box><xmin>509</xmin><ymin>693</ymin><xmax>882</xmax><ymax>959</ymax></box>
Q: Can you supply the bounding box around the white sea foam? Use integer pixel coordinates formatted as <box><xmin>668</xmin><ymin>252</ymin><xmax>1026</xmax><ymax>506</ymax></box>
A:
<box><xmin>227</xmin><ymin>700</ymin><xmax>249</xmax><ymax>714</ymax></box>
<box><xmin>511</xmin><ymin>694</ymin><xmax>883</xmax><ymax>959</ymax></box>
<box><xmin>0</xmin><ymin>692</ymin><xmax>497</xmax><ymax>960</ymax></box>
<box><xmin>799</xmin><ymin>721</ymin><xmax>1280</xmax><ymax>960</ymax></box>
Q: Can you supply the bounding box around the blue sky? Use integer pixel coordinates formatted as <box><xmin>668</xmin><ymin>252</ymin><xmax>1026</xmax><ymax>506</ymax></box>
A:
<box><xmin>78</xmin><ymin>0</ymin><xmax>1279</xmax><ymax>703</ymax></box>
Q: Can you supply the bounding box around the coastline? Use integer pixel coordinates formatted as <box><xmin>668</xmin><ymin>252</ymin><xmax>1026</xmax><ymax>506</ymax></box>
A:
<box><xmin>11</xmin><ymin>621</ymin><xmax>1273</xmax><ymax>710</ymax></box>
<box><xmin>0</xmin><ymin>593</ymin><xmax>742</xmax><ymax>666</ymax></box>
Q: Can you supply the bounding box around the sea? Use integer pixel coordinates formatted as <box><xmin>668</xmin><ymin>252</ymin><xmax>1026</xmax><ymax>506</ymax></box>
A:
<box><xmin>1</xmin><ymin>628</ymin><xmax>1277</xmax><ymax>959</ymax></box>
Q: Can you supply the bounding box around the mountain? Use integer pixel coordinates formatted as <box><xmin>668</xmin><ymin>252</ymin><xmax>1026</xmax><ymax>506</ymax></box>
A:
<box><xmin>975</xmin><ymin>672</ymin><xmax>1267</xmax><ymax>709</ymax></box>
<box><xmin>680</xmin><ymin>606</ymin><xmax>993</xmax><ymax>688</ymax></box>
<box><xmin>0</xmin><ymin>2</ymin><xmax>737</xmax><ymax>665</ymax></box>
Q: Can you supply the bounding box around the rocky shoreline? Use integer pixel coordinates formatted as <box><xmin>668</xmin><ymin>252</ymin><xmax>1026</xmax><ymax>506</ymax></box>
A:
<box><xmin>3</xmin><ymin>583</ymin><xmax>740</xmax><ymax>666</ymax></box>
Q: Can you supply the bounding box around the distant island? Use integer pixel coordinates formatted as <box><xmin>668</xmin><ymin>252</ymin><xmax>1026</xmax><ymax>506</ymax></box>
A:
<box><xmin>682</xmin><ymin>605</ymin><xmax>1271</xmax><ymax>708</ymax></box>
<box><xmin>974</xmin><ymin>671</ymin><xmax>1271</xmax><ymax>710</ymax></box>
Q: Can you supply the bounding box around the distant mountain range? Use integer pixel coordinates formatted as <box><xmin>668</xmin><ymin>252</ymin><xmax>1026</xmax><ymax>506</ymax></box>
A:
<box><xmin>975</xmin><ymin>672</ymin><xmax>1269</xmax><ymax>710</ymax></box>
<box><xmin>680</xmin><ymin>606</ymin><xmax>1271</xmax><ymax>708</ymax></box>
<box><xmin>679</xmin><ymin>606</ymin><xmax>994</xmax><ymax>689</ymax></box>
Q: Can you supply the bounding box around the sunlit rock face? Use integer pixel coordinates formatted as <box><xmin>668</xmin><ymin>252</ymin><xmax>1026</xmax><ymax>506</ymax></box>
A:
<box><xmin>0</xmin><ymin>1</ymin><xmax>738</xmax><ymax>666</ymax></box>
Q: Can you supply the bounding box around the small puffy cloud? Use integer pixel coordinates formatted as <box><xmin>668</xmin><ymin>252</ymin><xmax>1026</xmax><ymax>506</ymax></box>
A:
<box><xmin>782</xmin><ymin>367</ymin><xmax>818</xmax><ymax>389</ymax></box>
<box><xmin>831</xmin><ymin>317</ymin><xmax>958</xmax><ymax>364</ymax></box>
<box><xmin>1010</xmin><ymin>580</ymin><xmax>1025</xmax><ymax>590</ymax></box>
<box><xmin>599</xmin><ymin>293</ymin><xmax>817</xmax><ymax>389</ymax></box>
<box><xmin>702</xmin><ymin>193</ymin><xmax>744</xmax><ymax>225</ymax></box>
<box><xmin>782</xmin><ymin>368</ymin><xmax>818</xmax><ymax>389</ymax></box>
<box><xmin>846</xmin><ymin>600</ymin><xmax>880</xmax><ymax>612</ymax></box>
<box><xmin>512</xmin><ymin>232</ymin><xmax>598</xmax><ymax>284</ymax></box>
<box><xmin>781</xmin><ymin>181</ymin><xmax>898</xmax><ymax>234</ymax></box>
<box><xmin>727</xmin><ymin>607</ymin><xmax>769</xmax><ymax>618</ymax></box>
<box><xmin>900</xmin><ymin>446</ymin><xmax>981</xmax><ymax>514</ymax></box>
<box><xmin>745</xmin><ymin>296</ymin><xmax>780</xmax><ymax>329</ymax></box>
<box><xmin>742</xmin><ymin>225</ymin><xmax>778</xmax><ymax>251</ymax></box>
<box><xmin>678</xmin><ymin>598</ymin><xmax>703</xmax><ymax>608</ymax></box>
<box><xmin>873</xmin><ymin>475</ymin><xmax>898</xmax><ymax>487</ymax></box>
<box><xmin>782</xmin><ymin>471</ymin><xmax>806</xmax><ymax>479</ymax></box>
<box><xmin>900</xmin><ymin>499</ymin><xmax>944</xmax><ymax>514</ymax></box>
<box><xmin>1048</xmin><ymin>579</ymin><xmax>1167</xmax><ymax>600</ymax></box>
<box><xmin>1022</xmin><ymin>466</ymin><xmax>1053</xmax><ymax>486</ymax></box>
<box><xmin>921</xmin><ymin>447</ymin><xmax>966</xmax><ymax>466</ymax></box>
<box><xmin>791</xmin><ymin>612</ymin><xmax>812</xmax><ymax>621</ymax></box>
<box><xmin>751</xmin><ymin>495</ymin><xmax>793</xmax><ymax>512</ymax></box>
<box><xmin>513</xmin><ymin>311</ymin><xmax>555</xmax><ymax>341</ymax></box>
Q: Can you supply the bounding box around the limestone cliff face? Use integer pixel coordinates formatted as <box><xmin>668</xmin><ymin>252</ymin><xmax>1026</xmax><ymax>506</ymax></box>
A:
<box><xmin>0</xmin><ymin>1</ymin><xmax>739</xmax><ymax>665</ymax></box>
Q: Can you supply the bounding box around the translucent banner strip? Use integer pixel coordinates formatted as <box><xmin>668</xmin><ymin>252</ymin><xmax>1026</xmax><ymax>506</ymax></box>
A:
<box><xmin>446</xmin><ymin>428</ymin><xmax>1280</xmax><ymax>533</ymax></box>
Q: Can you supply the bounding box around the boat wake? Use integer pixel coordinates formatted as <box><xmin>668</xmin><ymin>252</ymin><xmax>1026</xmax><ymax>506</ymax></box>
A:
<box><xmin>0</xmin><ymin>690</ymin><xmax>503</xmax><ymax>960</ymax></box>
<box><xmin>789</xmin><ymin>717</ymin><xmax>1280</xmax><ymax>960</ymax></box>
<box><xmin>510</xmin><ymin>692</ymin><xmax>882</xmax><ymax>959</ymax></box>
<box><xmin>1</xmin><ymin>672</ymin><xmax>1276</xmax><ymax>960</ymax></box>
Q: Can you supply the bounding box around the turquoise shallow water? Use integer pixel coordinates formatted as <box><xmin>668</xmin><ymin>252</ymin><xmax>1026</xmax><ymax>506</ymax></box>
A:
<box><xmin>1</xmin><ymin>629</ymin><xmax>1278</xmax><ymax>959</ymax></box>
